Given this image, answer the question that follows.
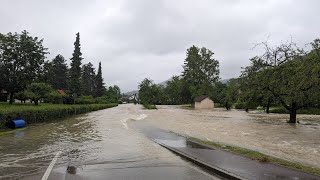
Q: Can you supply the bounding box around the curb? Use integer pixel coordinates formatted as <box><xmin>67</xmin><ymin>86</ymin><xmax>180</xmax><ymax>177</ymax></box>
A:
<box><xmin>154</xmin><ymin>140</ymin><xmax>246</xmax><ymax>180</ymax></box>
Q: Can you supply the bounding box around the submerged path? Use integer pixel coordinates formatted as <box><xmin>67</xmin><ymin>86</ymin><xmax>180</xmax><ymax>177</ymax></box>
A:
<box><xmin>0</xmin><ymin>104</ymin><xmax>218</xmax><ymax>180</ymax></box>
<box><xmin>139</xmin><ymin>127</ymin><xmax>320</xmax><ymax>180</ymax></box>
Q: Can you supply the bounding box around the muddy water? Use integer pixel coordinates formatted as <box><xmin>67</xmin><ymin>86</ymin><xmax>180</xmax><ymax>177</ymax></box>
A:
<box><xmin>137</xmin><ymin>105</ymin><xmax>320</xmax><ymax>169</ymax></box>
<box><xmin>0</xmin><ymin>105</ymin><xmax>217</xmax><ymax>180</ymax></box>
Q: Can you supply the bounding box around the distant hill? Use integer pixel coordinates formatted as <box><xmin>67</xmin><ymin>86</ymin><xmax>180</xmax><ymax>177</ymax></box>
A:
<box><xmin>124</xmin><ymin>78</ymin><xmax>232</xmax><ymax>96</ymax></box>
<box><xmin>123</xmin><ymin>90</ymin><xmax>139</xmax><ymax>96</ymax></box>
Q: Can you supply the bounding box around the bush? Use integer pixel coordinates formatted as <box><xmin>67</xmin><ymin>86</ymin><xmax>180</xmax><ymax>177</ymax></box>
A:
<box><xmin>75</xmin><ymin>96</ymin><xmax>96</xmax><ymax>104</ymax></box>
<box><xmin>0</xmin><ymin>103</ymin><xmax>118</xmax><ymax>129</ymax></box>
<box><xmin>143</xmin><ymin>103</ymin><xmax>157</xmax><ymax>109</ymax></box>
<box><xmin>234</xmin><ymin>101</ymin><xmax>247</xmax><ymax>109</ymax></box>
<box><xmin>214</xmin><ymin>103</ymin><xmax>224</xmax><ymax>108</ymax></box>
<box><xmin>269</xmin><ymin>107</ymin><xmax>320</xmax><ymax>115</ymax></box>
<box><xmin>47</xmin><ymin>91</ymin><xmax>67</xmax><ymax>104</ymax></box>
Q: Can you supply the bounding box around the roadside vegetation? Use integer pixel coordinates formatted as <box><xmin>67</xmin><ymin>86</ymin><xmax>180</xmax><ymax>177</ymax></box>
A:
<box><xmin>0</xmin><ymin>31</ymin><xmax>121</xmax><ymax>129</ymax></box>
<box><xmin>138</xmin><ymin>39</ymin><xmax>320</xmax><ymax>123</ymax></box>
<box><xmin>142</xmin><ymin>104</ymin><xmax>157</xmax><ymax>109</ymax></box>
<box><xmin>0</xmin><ymin>103</ymin><xmax>117</xmax><ymax>129</ymax></box>
<box><xmin>189</xmin><ymin>137</ymin><xmax>320</xmax><ymax>176</ymax></box>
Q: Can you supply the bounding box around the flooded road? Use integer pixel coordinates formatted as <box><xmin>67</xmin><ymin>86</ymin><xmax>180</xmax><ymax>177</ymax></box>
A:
<box><xmin>0</xmin><ymin>105</ymin><xmax>217</xmax><ymax>179</ymax></box>
<box><xmin>139</xmin><ymin>105</ymin><xmax>320</xmax><ymax>169</ymax></box>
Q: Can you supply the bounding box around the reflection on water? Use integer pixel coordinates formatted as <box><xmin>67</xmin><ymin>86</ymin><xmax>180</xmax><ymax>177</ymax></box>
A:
<box><xmin>0</xmin><ymin>113</ymin><xmax>100</xmax><ymax>179</ymax></box>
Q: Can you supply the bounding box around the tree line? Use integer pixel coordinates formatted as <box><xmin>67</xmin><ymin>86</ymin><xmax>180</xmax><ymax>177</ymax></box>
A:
<box><xmin>139</xmin><ymin>39</ymin><xmax>320</xmax><ymax>123</ymax></box>
<box><xmin>0</xmin><ymin>31</ymin><xmax>120</xmax><ymax>105</ymax></box>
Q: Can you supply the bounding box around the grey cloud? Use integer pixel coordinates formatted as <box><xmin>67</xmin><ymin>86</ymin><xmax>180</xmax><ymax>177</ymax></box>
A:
<box><xmin>1</xmin><ymin>0</ymin><xmax>320</xmax><ymax>92</ymax></box>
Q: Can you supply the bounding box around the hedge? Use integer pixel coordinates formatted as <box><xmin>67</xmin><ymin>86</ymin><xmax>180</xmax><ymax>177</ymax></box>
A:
<box><xmin>0</xmin><ymin>103</ymin><xmax>118</xmax><ymax>129</ymax></box>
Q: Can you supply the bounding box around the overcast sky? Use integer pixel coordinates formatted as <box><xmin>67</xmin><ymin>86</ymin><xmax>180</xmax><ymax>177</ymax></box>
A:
<box><xmin>1</xmin><ymin>0</ymin><xmax>319</xmax><ymax>92</ymax></box>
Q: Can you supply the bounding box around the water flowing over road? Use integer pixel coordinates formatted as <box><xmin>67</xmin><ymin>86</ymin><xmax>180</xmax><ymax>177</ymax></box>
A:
<box><xmin>0</xmin><ymin>105</ymin><xmax>218</xmax><ymax>180</ymax></box>
<box><xmin>0</xmin><ymin>104</ymin><xmax>319</xmax><ymax>179</ymax></box>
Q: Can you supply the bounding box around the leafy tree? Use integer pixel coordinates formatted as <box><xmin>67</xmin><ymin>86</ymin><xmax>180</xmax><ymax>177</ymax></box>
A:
<box><xmin>26</xmin><ymin>83</ymin><xmax>52</xmax><ymax>105</ymax></box>
<box><xmin>243</xmin><ymin>39</ymin><xmax>320</xmax><ymax>123</ymax></box>
<box><xmin>138</xmin><ymin>78</ymin><xmax>160</xmax><ymax>105</ymax></box>
<box><xmin>0</xmin><ymin>30</ymin><xmax>48</xmax><ymax>104</ymax></box>
<box><xmin>105</xmin><ymin>85</ymin><xmax>121</xmax><ymax>103</ymax></box>
<box><xmin>239</xmin><ymin>57</ymin><xmax>274</xmax><ymax>112</ymax></box>
<box><xmin>182</xmin><ymin>46</ymin><xmax>220</xmax><ymax>101</ymax></box>
<box><xmin>69</xmin><ymin>32</ymin><xmax>83</xmax><ymax>96</ymax></box>
<box><xmin>224</xmin><ymin>79</ymin><xmax>240</xmax><ymax>110</ymax></box>
<box><xmin>81</xmin><ymin>62</ymin><xmax>96</xmax><ymax>96</ymax></box>
<box><xmin>39</xmin><ymin>60</ymin><xmax>54</xmax><ymax>84</ymax></box>
<box><xmin>164</xmin><ymin>76</ymin><xmax>183</xmax><ymax>104</ymax></box>
<box><xmin>211</xmin><ymin>81</ymin><xmax>227</xmax><ymax>105</ymax></box>
<box><xmin>95</xmin><ymin>62</ymin><xmax>106</xmax><ymax>97</ymax></box>
<box><xmin>15</xmin><ymin>91</ymin><xmax>28</xmax><ymax>103</ymax></box>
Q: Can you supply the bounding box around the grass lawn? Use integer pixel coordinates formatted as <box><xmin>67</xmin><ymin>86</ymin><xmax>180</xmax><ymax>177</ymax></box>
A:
<box><xmin>189</xmin><ymin>137</ymin><xmax>320</xmax><ymax>176</ymax></box>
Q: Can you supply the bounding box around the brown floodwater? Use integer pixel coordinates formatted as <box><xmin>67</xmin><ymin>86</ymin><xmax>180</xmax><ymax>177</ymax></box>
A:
<box><xmin>0</xmin><ymin>104</ymin><xmax>217</xmax><ymax>180</ymax></box>
<box><xmin>137</xmin><ymin>105</ymin><xmax>320</xmax><ymax>169</ymax></box>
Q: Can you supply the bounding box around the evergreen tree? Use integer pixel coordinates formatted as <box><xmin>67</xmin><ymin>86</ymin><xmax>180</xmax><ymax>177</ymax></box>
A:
<box><xmin>81</xmin><ymin>62</ymin><xmax>96</xmax><ymax>96</ymax></box>
<box><xmin>95</xmin><ymin>62</ymin><xmax>106</xmax><ymax>97</ymax></box>
<box><xmin>51</xmin><ymin>54</ymin><xmax>68</xmax><ymax>90</ymax></box>
<box><xmin>69</xmin><ymin>32</ymin><xmax>83</xmax><ymax>96</ymax></box>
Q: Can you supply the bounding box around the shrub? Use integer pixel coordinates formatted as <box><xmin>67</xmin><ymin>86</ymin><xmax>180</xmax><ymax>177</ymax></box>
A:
<box><xmin>47</xmin><ymin>91</ymin><xmax>67</xmax><ymax>104</ymax></box>
<box><xmin>75</xmin><ymin>96</ymin><xmax>96</xmax><ymax>104</ymax></box>
<box><xmin>0</xmin><ymin>103</ymin><xmax>118</xmax><ymax>129</ymax></box>
<box><xmin>234</xmin><ymin>101</ymin><xmax>247</xmax><ymax>109</ymax></box>
<box><xmin>143</xmin><ymin>103</ymin><xmax>157</xmax><ymax>109</ymax></box>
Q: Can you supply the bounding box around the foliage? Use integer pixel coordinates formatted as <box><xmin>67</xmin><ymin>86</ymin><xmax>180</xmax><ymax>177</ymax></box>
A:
<box><xmin>26</xmin><ymin>83</ymin><xmax>52</xmax><ymax>105</ymax></box>
<box><xmin>182</xmin><ymin>46</ymin><xmax>220</xmax><ymax>101</ymax></box>
<box><xmin>15</xmin><ymin>91</ymin><xmax>28</xmax><ymax>103</ymax></box>
<box><xmin>50</xmin><ymin>54</ymin><xmax>68</xmax><ymax>90</ymax></box>
<box><xmin>164</xmin><ymin>76</ymin><xmax>184</xmax><ymax>105</ymax></box>
<box><xmin>75</xmin><ymin>94</ymin><xmax>120</xmax><ymax>104</ymax></box>
<box><xmin>142</xmin><ymin>103</ymin><xmax>157</xmax><ymax>109</ymax></box>
<box><xmin>240</xmin><ymin>39</ymin><xmax>320</xmax><ymax>123</ymax></box>
<box><xmin>0</xmin><ymin>103</ymin><xmax>118</xmax><ymax>129</ymax></box>
<box><xmin>95</xmin><ymin>62</ymin><xmax>106</xmax><ymax>97</ymax></box>
<box><xmin>81</xmin><ymin>62</ymin><xmax>96</xmax><ymax>96</ymax></box>
<box><xmin>138</xmin><ymin>78</ymin><xmax>160</xmax><ymax>105</ymax></box>
<box><xmin>69</xmin><ymin>32</ymin><xmax>83</xmax><ymax>96</ymax></box>
<box><xmin>47</xmin><ymin>91</ymin><xmax>67</xmax><ymax>104</ymax></box>
<box><xmin>75</xmin><ymin>96</ymin><xmax>96</xmax><ymax>104</ymax></box>
<box><xmin>105</xmin><ymin>85</ymin><xmax>121</xmax><ymax>103</ymax></box>
<box><xmin>0</xmin><ymin>30</ymin><xmax>48</xmax><ymax>104</ymax></box>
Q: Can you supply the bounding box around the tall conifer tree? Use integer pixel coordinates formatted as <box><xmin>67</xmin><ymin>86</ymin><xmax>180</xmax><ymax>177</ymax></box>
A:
<box><xmin>95</xmin><ymin>62</ymin><xmax>105</xmax><ymax>97</ymax></box>
<box><xmin>69</xmin><ymin>32</ymin><xmax>83</xmax><ymax>95</ymax></box>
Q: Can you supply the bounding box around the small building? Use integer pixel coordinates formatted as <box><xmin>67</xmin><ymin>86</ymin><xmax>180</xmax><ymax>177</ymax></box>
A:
<box><xmin>194</xmin><ymin>95</ymin><xmax>214</xmax><ymax>110</ymax></box>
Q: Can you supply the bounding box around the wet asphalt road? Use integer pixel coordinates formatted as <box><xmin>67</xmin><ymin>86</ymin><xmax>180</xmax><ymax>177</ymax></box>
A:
<box><xmin>0</xmin><ymin>104</ymin><xmax>219</xmax><ymax>180</ymax></box>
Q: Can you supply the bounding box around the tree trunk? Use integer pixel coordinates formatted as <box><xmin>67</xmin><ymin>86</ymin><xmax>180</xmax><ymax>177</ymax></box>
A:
<box><xmin>34</xmin><ymin>99</ymin><xmax>39</xmax><ymax>106</ymax></box>
<box><xmin>288</xmin><ymin>103</ymin><xmax>297</xmax><ymax>123</ymax></box>
<box><xmin>9</xmin><ymin>92</ymin><xmax>14</xmax><ymax>104</ymax></box>
<box><xmin>266</xmin><ymin>98</ymin><xmax>271</xmax><ymax>114</ymax></box>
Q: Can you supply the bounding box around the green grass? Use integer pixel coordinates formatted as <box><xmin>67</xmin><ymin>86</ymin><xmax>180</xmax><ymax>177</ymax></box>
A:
<box><xmin>0</xmin><ymin>103</ymin><xmax>118</xmax><ymax>129</ymax></box>
<box><xmin>189</xmin><ymin>137</ymin><xmax>320</xmax><ymax>176</ymax></box>
<box><xmin>142</xmin><ymin>104</ymin><xmax>157</xmax><ymax>109</ymax></box>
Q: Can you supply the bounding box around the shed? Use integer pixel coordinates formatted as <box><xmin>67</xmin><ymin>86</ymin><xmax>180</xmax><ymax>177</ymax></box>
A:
<box><xmin>194</xmin><ymin>95</ymin><xmax>214</xmax><ymax>109</ymax></box>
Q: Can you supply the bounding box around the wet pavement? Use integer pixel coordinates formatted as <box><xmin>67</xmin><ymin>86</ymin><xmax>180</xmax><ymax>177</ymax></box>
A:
<box><xmin>0</xmin><ymin>104</ymin><xmax>218</xmax><ymax>180</ymax></box>
<box><xmin>138</xmin><ymin>126</ymin><xmax>320</xmax><ymax>180</ymax></box>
